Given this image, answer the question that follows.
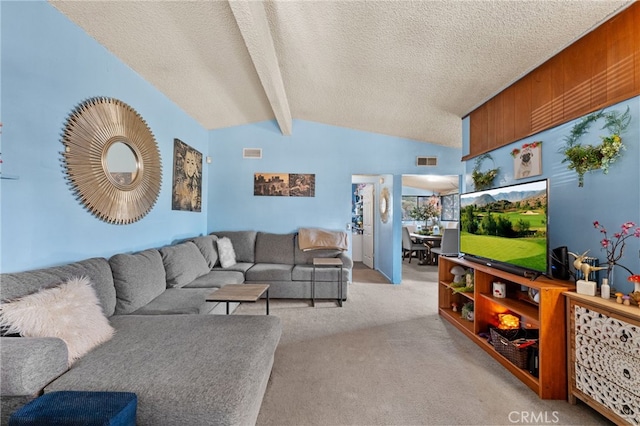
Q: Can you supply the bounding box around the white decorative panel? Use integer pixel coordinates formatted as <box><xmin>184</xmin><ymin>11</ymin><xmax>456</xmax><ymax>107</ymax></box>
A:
<box><xmin>575</xmin><ymin>306</ymin><xmax>640</xmax><ymax>358</ymax></box>
<box><xmin>574</xmin><ymin>304</ymin><xmax>640</xmax><ymax>425</ymax></box>
<box><xmin>575</xmin><ymin>333</ymin><xmax>640</xmax><ymax>396</ymax></box>
<box><xmin>575</xmin><ymin>363</ymin><xmax>640</xmax><ymax>425</ymax></box>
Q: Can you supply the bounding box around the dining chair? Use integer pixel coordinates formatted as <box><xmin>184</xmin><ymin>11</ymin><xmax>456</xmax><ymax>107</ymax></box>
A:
<box><xmin>430</xmin><ymin>227</ymin><xmax>459</xmax><ymax>264</ymax></box>
<box><xmin>402</xmin><ymin>227</ymin><xmax>428</xmax><ymax>263</ymax></box>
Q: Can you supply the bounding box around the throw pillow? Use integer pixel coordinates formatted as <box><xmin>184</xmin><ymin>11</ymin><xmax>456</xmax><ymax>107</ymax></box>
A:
<box><xmin>160</xmin><ymin>242</ymin><xmax>211</xmax><ymax>288</ymax></box>
<box><xmin>217</xmin><ymin>237</ymin><xmax>237</xmax><ymax>268</ymax></box>
<box><xmin>0</xmin><ymin>276</ymin><xmax>115</xmax><ymax>365</ymax></box>
<box><xmin>109</xmin><ymin>249</ymin><xmax>166</xmax><ymax>315</ymax></box>
<box><xmin>191</xmin><ymin>235</ymin><xmax>219</xmax><ymax>268</ymax></box>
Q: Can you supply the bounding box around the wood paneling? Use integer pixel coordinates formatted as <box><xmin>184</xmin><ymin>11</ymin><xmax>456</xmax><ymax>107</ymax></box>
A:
<box><xmin>606</xmin><ymin>7</ymin><xmax>636</xmax><ymax>103</ymax></box>
<box><xmin>590</xmin><ymin>29</ymin><xmax>608</xmax><ymax>109</ymax></box>
<box><xmin>550</xmin><ymin>55</ymin><xmax>564</xmax><ymax>126</ymax></box>
<box><xmin>502</xmin><ymin>84</ymin><xmax>515</xmax><ymax>142</ymax></box>
<box><xmin>470</xmin><ymin>103</ymin><xmax>488</xmax><ymax>153</ymax></box>
<box><xmin>531</xmin><ymin>61</ymin><xmax>553</xmax><ymax>134</ymax></box>
<box><xmin>466</xmin><ymin>2</ymin><xmax>640</xmax><ymax>159</ymax></box>
<box><xmin>513</xmin><ymin>76</ymin><xmax>532</xmax><ymax>140</ymax></box>
<box><xmin>563</xmin><ymin>34</ymin><xmax>593</xmax><ymax>120</ymax></box>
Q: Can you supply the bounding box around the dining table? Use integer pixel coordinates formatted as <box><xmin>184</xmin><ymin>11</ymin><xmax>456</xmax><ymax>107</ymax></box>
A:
<box><xmin>409</xmin><ymin>232</ymin><xmax>442</xmax><ymax>265</ymax></box>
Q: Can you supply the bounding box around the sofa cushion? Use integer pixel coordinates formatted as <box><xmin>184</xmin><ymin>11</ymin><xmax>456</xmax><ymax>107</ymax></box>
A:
<box><xmin>245</xmin><ymin>264</ymin><xmax>293</xmax><ymax>282</ymax></box>
<box><xmin>0</xmin><ymin>276</ymin><xmax>114</xmax><ymax>365</ymax></box>
<box><xmin>255</xmin><ymin>232</ymin><xmax>295</xmax><ymax>264</ymax></box>
<box><xmin>183</xmin><ymin>270</ymin><xmax>244</xmax><ymax>288</ymax></box>
<box><xmin>191</xmin><ymin>235</ymin><xmax>219</xmax><ymax>268</ymax></box>
<box><xmin>217</xmin><ymin>237</ymin><xmax>237</xmax><ymax>268</ymax></box>
<box><xmin>109</xmin><ymin>249</ymin><xmax>166</xmax><ymax>315</ymax></box>
<box><xmin>0</xmin><ymin>258</ymin><xmax>116</xmax><ymax>317</ymax></box>
<box><xmin>0</xmin><ymin>337</ymin><xmax>69</xmax><ymax>396</ymax></box>
<box><xmin>45</xmin><ymin>315</ymin><xmax>282</xmax><ymax>426</ymax></box>
<box><xmin>212</xmin><ymin>262</ymin><xmax>253</xmax><ymax>274</ymax></box>
<box><xmin>160</xmin><ymin>242</ymin><xmax>210</xmax><ymax>288</ymax></box>
<box><xmin>130</xmin><ymin>288</ymin><xmax>216</xmax><ymax>315</ymax></box>
<box><xmin>212</xmin><ymin>231</ymin><xmax>257</xmax><ymax>263</ymax></box>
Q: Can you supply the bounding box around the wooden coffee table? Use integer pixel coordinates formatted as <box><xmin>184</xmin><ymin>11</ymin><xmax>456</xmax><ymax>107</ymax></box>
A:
<box><xmin>206</xmin><ymin>284</ymin><xmax>270</xmax><ymax>315</ymax></box>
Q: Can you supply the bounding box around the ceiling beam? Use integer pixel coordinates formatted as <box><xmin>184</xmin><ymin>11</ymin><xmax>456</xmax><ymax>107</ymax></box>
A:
<box><xmin>229</xmin><ymin>0</ymin><xmax>292</xmax><ymax>135</ymax></box>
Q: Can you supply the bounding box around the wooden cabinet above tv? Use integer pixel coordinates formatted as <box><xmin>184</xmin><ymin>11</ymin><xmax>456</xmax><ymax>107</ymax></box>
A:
<box><xmin>464</xmin><ymin>2</ymin><xmax>640</xmax><ymax>160</ymax></box>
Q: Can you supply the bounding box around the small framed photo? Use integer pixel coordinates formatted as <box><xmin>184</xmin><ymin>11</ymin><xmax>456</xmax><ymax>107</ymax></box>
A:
<box><xmin>511</xmin><ymin>141</ymin><xmax>542</xmax><ymax>180</ymax></box>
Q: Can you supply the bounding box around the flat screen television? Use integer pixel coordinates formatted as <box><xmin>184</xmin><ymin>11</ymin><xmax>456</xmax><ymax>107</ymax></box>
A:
<box><xmin>459</xmin><ymin>179</ymin><xmax>549</xmax><ymax>278</ymax></box>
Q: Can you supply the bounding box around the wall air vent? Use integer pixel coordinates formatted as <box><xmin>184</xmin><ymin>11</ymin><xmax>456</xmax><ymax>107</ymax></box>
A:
<box><xmin>243</xmin><ymin>148</ymin><xmax>262</xmax><ymax>159</ymax></box>
<box><xmin>416</xmin><ymin>156</ymin><xmax>437</xmax><ymax>166</ymax></box>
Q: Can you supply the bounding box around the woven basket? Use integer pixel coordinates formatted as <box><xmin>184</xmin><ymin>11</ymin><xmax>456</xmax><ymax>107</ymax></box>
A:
<box><xmin>489</xmin><ymin>327</ymin><xmax>530</xmax><ymax>369</ymax></box>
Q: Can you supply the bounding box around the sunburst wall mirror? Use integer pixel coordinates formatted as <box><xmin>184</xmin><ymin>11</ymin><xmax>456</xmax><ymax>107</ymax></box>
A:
<box><xmin>62</xmin><ymin>97</ymin><xmax>162</xmax><ymax>224</ymax></box>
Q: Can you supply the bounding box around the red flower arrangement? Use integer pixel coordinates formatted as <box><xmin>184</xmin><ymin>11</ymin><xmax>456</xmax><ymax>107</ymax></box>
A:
<box><xmin>510</xmin><ymin>141</ymin><xmax>542</xmax><ymax>158</ymax></box>
<box><xmin>593</xmin><ymin>220</ymin><xmax>640</xmax><ymax>277</ymax></box>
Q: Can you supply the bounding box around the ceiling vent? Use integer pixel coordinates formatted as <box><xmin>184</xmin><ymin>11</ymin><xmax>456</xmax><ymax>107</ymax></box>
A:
<box><xmin>416</xmin><ymin>156</ymin><xmax>437</xmax><ymax>166</ymax></box>
<box><xmin>243</xmin><ymin>148</ymin><xmax>262</xmax><ymax>159</ymax></box>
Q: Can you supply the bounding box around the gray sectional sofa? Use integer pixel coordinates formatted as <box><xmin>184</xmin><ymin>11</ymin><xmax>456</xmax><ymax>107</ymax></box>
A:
<box><xmin>0</xmin><ymin>230</ymin><xmax>351</xmax><ymax>425</ymax></box>
<box><xmin>212</xmin><ymin>230</ymin><xmax>352</xmax><ymax>300</ymax></box>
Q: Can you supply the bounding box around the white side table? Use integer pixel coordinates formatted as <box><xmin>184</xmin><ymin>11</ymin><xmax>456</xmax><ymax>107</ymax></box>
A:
<box><xmin>312</xmin><ymin>258</ymin><xmax>344</xmax><ymax>307</ymax></box>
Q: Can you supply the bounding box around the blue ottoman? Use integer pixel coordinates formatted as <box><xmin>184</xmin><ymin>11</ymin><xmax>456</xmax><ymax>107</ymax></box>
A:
<box><xmin>9</xmin><ymin>391</ymin><xmax>137</xmax><ymax>426</ymax></box>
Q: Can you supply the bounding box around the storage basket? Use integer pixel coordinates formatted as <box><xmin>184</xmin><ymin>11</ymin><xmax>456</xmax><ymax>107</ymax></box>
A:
<box><xmin>489</xmin><ymin>327</ymin><xmax>531</xmax><ymax>369</ymax></box>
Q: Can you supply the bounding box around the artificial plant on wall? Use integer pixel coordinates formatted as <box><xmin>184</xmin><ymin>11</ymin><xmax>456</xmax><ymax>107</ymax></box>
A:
<box><xmin>560</xmin><ymin>107</ymin><xmax>631</xmax><ymax>187</ymax></box>
<box><xmin>471</xmin><ymin>153</ymin><xmax>499</xmax><ymax>190</ymax></box>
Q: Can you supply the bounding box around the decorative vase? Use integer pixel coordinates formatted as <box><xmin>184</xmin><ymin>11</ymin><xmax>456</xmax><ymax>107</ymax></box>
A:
<box><xmin>607</xmin><ymin>264</ymin><xmax>615</xmax><ymax>289</ymax></box>
<box><xmin>601</xmin><ymin>278</ymin><xmax>610</xmax><ymax>300</ymax></box>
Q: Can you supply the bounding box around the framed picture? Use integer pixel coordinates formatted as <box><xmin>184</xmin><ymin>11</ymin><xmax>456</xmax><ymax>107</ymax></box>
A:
<box><xmin>172</xmin><ymin>138</ymin><xmax>202</xmax><ymax>212</ymax></box>
<box><xmin>511</xmin><ymin>141</ymin><xmax>542</xmax><ymax>180</ymax></box>
<box><xmin>254</xmin><ymin>173</ymin><xmax>315</xmax><ymax>197</ymax></box>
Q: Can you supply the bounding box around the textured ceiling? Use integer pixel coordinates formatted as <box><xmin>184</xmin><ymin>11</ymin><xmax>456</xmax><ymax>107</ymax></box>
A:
<box><xmin>50</xmin><ymin>0</ymin><xmax>632</xmax><ymax>148</ymax></box>
<box><xmin>402</xmin><ymin>175</ymin><xmax>459</xmax><ymax>194</ymax></box>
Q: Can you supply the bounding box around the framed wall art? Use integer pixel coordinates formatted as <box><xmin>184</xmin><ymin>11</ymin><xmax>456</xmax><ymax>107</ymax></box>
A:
<box><xmin>254</xmin><ymin>173</ymin><xmax>315</xmax><ymax>197</ymax></box>
<box><xmin>511</xmin><ymin>141</ymin><xmax>542</xmax><ymax>180</ymax></box>
<box><xmin>172</xmin><ymin>138</ymin><xmax>202</xmax><ymax>212</ymax></box>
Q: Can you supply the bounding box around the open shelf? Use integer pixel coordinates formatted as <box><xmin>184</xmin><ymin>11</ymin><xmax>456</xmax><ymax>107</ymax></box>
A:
<box><xmin>437</xmin><ymin>255</ymin><xmax>574</xmax><ymax>400</ymax></box>
<box><xmin>439</xmin><ymin>307</ymin><xmax>474</xmax><ymax>335</ymax></box>
<box><xmin>440</xmin><ymin>281</ymin><xmax>474</xmax><ymax>301</ymax></box>
<box><xmin>479</xmin><ymin>293</ymin><xmax>540</xmax><ymax>323</ymax></box>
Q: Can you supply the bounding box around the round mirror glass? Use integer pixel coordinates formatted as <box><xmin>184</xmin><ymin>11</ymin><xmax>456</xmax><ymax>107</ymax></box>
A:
<box><xmin>106</xmin><ymin>141</ymin><xmax>138</xmax><ymax>185</ymax></box>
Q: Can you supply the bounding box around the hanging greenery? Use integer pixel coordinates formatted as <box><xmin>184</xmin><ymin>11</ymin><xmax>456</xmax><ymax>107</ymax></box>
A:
<box><xmin>471</xmin><ymin>153</ymin><xmax>499</xmax><ymax>190</ymax></box>
<box><xmin>560</xmin><ymin>107</ymin><xmax>631</xmax><ymax>187</ymax></box>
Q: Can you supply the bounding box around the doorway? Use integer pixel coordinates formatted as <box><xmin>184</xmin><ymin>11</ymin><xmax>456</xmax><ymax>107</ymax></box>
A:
<box><xmin>361</xmin><ymin>184</ymin><xmax>374</xmax><ymax>268</ymax></box>
<box><xmin>401</xmin><ymin>174</ymin><xmax>460</xmax><ymax>271</ymax></box>
<box><xmin>351</xmin><ymin>182</ymin><xmax>374</xmax><ymax>269</ymax></box>
<box><xmin>352</xmin><ymin>176</ymin><xmax>379</xmax><ymax>270</ymax></box>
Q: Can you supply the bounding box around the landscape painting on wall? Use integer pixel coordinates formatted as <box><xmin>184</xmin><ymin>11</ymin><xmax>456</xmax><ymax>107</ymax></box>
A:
<box><xmin>254</xmin><ymin>173</ymin><xmax>315</xmax><ymax>197</ymax></box>
<box><xmin>172</xmin><ymin>138</ymin><xmax>202</xmax><ymax>212</ymax></box>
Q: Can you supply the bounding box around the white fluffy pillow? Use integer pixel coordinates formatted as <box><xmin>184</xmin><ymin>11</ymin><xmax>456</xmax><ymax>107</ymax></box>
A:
<box><xmin>217</xmin><ymin>237</ymin><xmax>237</xmax><ymax>268</ymax></box>
<box><xmin>0</xmin><ymin>276</ymin><xmax>115</xmax><ymax>365</ymax></box>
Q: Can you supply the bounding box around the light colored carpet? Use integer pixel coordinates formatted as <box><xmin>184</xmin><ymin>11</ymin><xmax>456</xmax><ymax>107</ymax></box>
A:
<box><xmin>236</xmin><ymin>261</ymin><xmax>611</xmax><ymax>426</ymax></box>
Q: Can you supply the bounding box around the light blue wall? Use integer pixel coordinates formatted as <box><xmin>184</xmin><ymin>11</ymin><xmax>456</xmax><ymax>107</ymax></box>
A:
<box><xmin>8</xmin><ymin>1</ymin><xmax>634</xmax><ymax>293</ymax></box>
<box><xmin>462</xmin><ymin>98</ymin><xmax>640</xmax><ymax>294</ymax></box>
<box><xmin>208</xmin><ymin>120</ymin><xmax>462</xmax><ymax>283</ymax></box>
<box><xmin>0</xmin><ymin>2</ymin><xmax>209</xmax><ymax>272</ymax></box>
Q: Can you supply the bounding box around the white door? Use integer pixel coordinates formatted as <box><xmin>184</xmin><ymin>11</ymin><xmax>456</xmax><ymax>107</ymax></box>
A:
<box><xmin>362</xmin><ymin>184</ymin><xmax>374</xmax><ymax>268</ymax></box>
